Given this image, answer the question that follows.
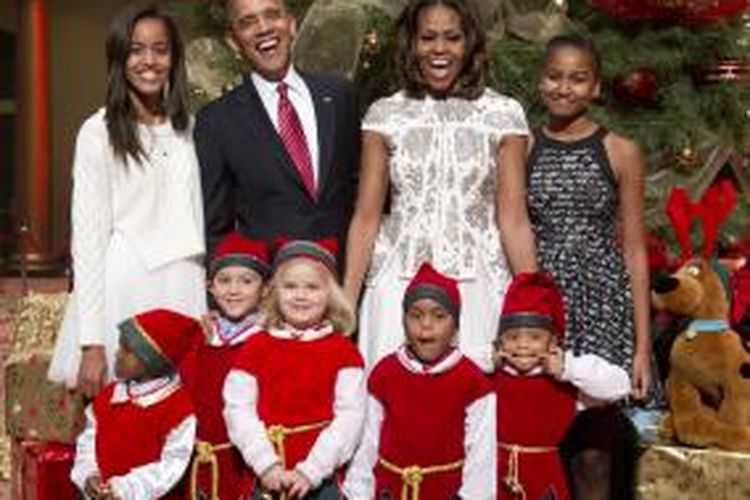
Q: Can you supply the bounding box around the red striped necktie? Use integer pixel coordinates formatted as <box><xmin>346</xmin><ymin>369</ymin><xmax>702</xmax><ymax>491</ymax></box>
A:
<box><xmin>277</xmin><ymin>82</ymin><xmax>316</xmax><ymax>199</ymax></box>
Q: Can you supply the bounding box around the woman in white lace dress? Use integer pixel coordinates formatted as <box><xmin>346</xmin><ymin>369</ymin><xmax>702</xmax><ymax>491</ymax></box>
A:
<box><xmin>48</xmin><ymin>4</ymin><xmax>206</xmax><ymax>396</ymax></box>
<box><xmin>344</xmin><ymin>0</ymin><xmax>537</xmax><ymax>371</ymax></box>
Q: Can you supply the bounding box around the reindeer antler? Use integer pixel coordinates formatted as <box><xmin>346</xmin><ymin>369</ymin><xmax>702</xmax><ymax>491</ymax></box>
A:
<box><xmin>696</xmin><ymin>179</ymin><xmax>737</xmax><ymax>259</ymax></box>
<box><xmin>665</xmin><ymin>187</ymin><xmax>696</xmax><ymax>262</ymax></box>
<box><xmin>664</xmin><ymin>180</ymin><xmax>738</xmax><ymax>262</ymax></box>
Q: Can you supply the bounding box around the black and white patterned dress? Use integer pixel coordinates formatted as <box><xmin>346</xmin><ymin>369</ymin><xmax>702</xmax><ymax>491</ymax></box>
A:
<box><xmin>527</xmin><ymin>126</ymin><xmax>634</xmax><ymax>371</ymax></box>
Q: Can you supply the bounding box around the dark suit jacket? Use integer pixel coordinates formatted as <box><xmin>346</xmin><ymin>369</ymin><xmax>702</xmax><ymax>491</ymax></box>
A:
<box><xmin>194</xmin><ymin>71</ymin><xmax>361</xmax><ymax>264</ymax></box>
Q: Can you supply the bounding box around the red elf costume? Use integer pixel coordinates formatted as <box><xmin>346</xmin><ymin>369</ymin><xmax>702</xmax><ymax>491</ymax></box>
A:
<box><xmin>495</xmin><ymin>272</ymin><xmax>631</xmax><ymax>500</ymax></box>
<box><xmin>223</xmin><ymin>239</ymin><xmax>366</xmax><ymax>498</ymax></box>
<box><xmin>343</xmin><ymin>262</ymin><xmax>496</xmax><ymax>500</ymax></box>
<box><xmin>180</xmin><ymin>232</ymin><xmax>271</xmax><ymax>500</ymax></box>
<box><xmin>71</xmin><ymin>309</ymin><xmax>200</xmax><ymax>499</ymax></box>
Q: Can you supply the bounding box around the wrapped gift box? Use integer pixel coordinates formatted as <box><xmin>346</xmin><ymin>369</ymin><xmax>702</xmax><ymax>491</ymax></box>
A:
<box><xmin>11</xmin><ymin>440</ymin><xmax>78</xmax><ymax>500</ymax></box>
<box><xmin>5</xmin><ymin>354</ymin><xmax>84</xmax><ymax>443</ymax></box>
<box><xmin>638</xmin><ymin>443</ymin><xmax>750</xmax><ymax>499</ymax></box>
<box><xmin>3</xmin><ymin>292</ymin><xmax>84</xmax><ymax>444</ymax></box>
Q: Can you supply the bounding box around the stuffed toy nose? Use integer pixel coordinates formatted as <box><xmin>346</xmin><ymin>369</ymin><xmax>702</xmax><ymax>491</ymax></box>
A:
<box><xmin>652</xmin><ymin>274</ymin><xmax>679</xmax><ymax>294</ymax></box>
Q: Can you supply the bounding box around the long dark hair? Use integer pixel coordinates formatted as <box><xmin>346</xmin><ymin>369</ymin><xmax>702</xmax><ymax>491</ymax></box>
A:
<box><xmin>104</xmin><ymin>3</ymin><xmax>189</xmax><ymax>164</ymax></box>
<box><xmin>396</xmin><ymin>0</ymin><xmax>487</xmax><ymax>100</ymax></box>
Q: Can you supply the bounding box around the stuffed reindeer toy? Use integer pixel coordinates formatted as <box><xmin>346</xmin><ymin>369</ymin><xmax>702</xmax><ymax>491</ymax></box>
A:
<box><xmin>652</xmin><ymin>180</ymin><xmax>750</xmax><ymax>450</ymax></box>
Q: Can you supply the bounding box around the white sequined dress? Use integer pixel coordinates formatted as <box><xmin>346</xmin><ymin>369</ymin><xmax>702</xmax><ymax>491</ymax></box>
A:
<box><xmin>358</xmin><ymin>89</ymin><xmax>529</xmax><ymax>371</ymax></box>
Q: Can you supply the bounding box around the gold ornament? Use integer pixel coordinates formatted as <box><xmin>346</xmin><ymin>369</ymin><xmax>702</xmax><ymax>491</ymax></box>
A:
<box><xmin>676</xmin><ymin>146</ymin><xmax>700</xmax><ymax>170</ymax></box>
<box><xmin>360</xmin><ymin>29</ymin><xmax>380</xmax><ymax>71</ymax></box>
<box><xmin>361</xmin><ymin>29</ymin><xmax>380</xmax><ymax>56</ymax></box>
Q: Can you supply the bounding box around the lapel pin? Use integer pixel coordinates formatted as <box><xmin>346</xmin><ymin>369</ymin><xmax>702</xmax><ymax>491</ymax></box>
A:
<box><xmin>323</xmin><ymin>96</ymin><xmax>333</xmax><ymax>103</ymax></box>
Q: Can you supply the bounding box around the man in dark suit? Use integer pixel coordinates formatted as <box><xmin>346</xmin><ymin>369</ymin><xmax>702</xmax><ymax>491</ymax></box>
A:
<box><xmin>195</xmin><ymin>0</ymin><xmax>360</xmax><ymax>264</ymax></box>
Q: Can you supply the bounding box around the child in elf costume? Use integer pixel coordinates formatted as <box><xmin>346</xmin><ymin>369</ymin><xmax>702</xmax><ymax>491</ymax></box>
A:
<box><xmin>223</xmin><ymin>239</ymin><xmax>365</xmax><ymax>499</ymax></box>
<box><xmin>343</xmin><ymin>262</ymin><xmax>496</xmax><ymax>500</ymax></box>
<box><xmin>181</xmin><ymin>231</ymin><xmax>271</xmax><ymax>499</ymax></box>
<box><xmin>494</xmin><ymin>272</ymin><xmax>630</xmax><ymax>500</ymax></box>
<box><xmin>71</xmin><ymin>309</ymin><xmax>200</xmax><ymax>499</ymax></box>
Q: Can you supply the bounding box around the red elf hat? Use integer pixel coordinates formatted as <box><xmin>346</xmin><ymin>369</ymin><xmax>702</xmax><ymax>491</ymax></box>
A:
<box><xmin>118</xmin><ymin>309</ymin><xmax>202</xmax><ymax>375</ymax></box>
<box><xmin>498</xmin><ymin>272</ymin><xmax>565</xmax><ymax>339</ymax></box>
<box><xmin>272</xmin><ymin>238</ymin><xmax>339</xmax><ymax>275</ymax></box>
<box><xmin>209</xmin><ymin>232</ymin><xmax>271</xmax><ymax>279</ymax></box>
<box><xmin>402</xmin><ymin>262</ymin><xmax>461</xmax><ymax>323</ymax></box>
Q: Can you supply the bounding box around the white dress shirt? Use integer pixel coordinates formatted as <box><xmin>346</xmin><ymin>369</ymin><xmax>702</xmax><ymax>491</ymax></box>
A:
<box><xmin>251</xmin><ymin>67</ymin><xmax>320</xmax><ymax>185</ymax></box>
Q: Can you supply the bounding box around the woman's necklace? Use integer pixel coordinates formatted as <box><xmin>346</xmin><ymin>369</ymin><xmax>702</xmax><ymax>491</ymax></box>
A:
<box><xmin>143</xmin><ymin>122</ymin><xmax>169</xmax><ymax>159</ymax></box>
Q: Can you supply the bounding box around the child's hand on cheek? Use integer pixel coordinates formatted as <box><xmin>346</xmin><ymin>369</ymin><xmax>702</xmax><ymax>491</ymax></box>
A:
<box><xmin>545</xmin><ymin>345</ymin><xmax>565</xmax><ymax>379</ymax></box>
<box><xmin>260</xmin><ymin>463</ymin><xmax>284</xmax><ymax>492</ymax></box>
<box><xmin>284</xmin><ymin>469</ymin><xmax>313</xmax><ymax>498</ymax></box>
<box><xmin>494</xmin><ymin>346</ymin><xmax>510</xmax><ymax>366</ymax></box>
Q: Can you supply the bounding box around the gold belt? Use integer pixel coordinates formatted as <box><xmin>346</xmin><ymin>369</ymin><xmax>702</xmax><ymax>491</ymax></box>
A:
<box><xmin>189</xmin><ymin>440</ymin><xmax>234</xmax><ymax>500</ymax></box>
<box><xmin>498</xmin><ymin>442</ymin><xmax>558</xmax><ymax>500</ymax></box>
<box><xmin>378</xmin><ymin>456</ymin><xmax>464</xmax><ymax>500</ymax></box>
<box><xmin>259</xmin><ymin>420</ymin><xmax>331</xmax><ymax>500</ymax></box>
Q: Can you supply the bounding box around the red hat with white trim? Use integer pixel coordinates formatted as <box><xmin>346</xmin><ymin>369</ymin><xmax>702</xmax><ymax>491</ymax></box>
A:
<box><xmin>403</xmin><ymin>262</ymin><xmax>461</xmax><ymax>324</ymax></box>
<box><xmin>209</xmin><ymin>232</ymin><xmax>271</xmax><ymax>279</ymax></box>
<box><xmin>272</xmin><ymin>238</ymin><xmax>339</xmax><ymax>275</ymax></box>
<box><xmin>118</xmin><ymin>308</ymin><xmax>202</xmax><ymax>375</ymax></box>
<box><xmin>498</xmin><ymin>272</ymin><xmax>565</xmax><ymax>339</ymax></box>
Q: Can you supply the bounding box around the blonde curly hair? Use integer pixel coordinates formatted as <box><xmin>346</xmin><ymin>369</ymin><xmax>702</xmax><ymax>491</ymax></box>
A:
<box><xmin>260</xmin><ymin>258</ymin><xmax>356</xmax><ymax>335</ymax></box>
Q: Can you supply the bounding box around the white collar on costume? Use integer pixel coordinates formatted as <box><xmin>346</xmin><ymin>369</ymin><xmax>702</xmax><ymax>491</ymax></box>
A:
<box><xmin>111</xmin><ymin>374</ymin><xmax>181</xmax><ymax>407</ymax></box>
<box><xmin>207</xmin><ymin>312</ymin><xmax>261</xmax><ymax>346</ymax></box>
<box><xmin>499</xmin><ymin>362</ymin><xmax>545</xmax><ymax>377</ymax></box>
<box><xmin>268</xmin><ymin>321</ymin><xmax>334</xmax><ymax>341</ymax></box>
<box><xmin>396</xmin><ymin>345</ymin><xmax>463</xmax><ymax>375</ymax></box>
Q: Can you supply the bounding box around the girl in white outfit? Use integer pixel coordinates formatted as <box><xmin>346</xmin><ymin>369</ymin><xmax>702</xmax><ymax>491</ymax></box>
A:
<box><xmin>49</xmin><ymin>3</ymin><xmax>206</xmax><ymax>397</ymax></box>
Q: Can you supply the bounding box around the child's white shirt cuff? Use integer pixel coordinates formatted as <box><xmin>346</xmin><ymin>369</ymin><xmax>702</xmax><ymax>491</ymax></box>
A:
<box><xmin>70</xmin><ymin>405</ymin><xmax>99</xmax><ymax>491</ymax></box>
<box><xmin>561</xmin><ymin>351</ymin><xmax>631</xmax><ymax>405</ymax></box>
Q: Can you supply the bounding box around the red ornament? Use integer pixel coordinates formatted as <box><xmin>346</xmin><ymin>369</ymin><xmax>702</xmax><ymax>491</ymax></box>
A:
<box><xmin>613</xmin><ymin>66</ymin><xmax>660</xmax><ymax>104</ymax></box>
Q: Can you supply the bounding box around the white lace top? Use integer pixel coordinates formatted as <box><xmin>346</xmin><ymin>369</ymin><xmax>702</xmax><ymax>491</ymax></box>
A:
<box><xmin>363</xmin><ymin>89</ymin><xmax>529</xmax><ymax>285</ymax></box>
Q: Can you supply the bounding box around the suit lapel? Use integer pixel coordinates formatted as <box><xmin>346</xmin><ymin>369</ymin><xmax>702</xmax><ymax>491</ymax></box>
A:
<box><xmin>238</xmin><ymin>77</ymin><xmax>309</xmax><ymax>196</ymax></box>
<box><xmin>304</xmin><ymin>73</ymin><xmax>335</xmax><ymax>196</ymax></box>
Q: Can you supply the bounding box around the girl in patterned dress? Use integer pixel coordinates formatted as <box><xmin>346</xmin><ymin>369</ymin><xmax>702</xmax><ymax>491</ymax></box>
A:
<box><xmin>526</xmin><ymin>35</ymin><xmax>651</xmax><ymax>500</ymax></box>
<box><xmin>223</xmin><ymin>240</ymin><xmax>365</xmax><ymax>499</ymax></box>
<box><xmin>344</xmin><ymin>0</ymin><xmax>537</xmax><ymax>373</ymax></box>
